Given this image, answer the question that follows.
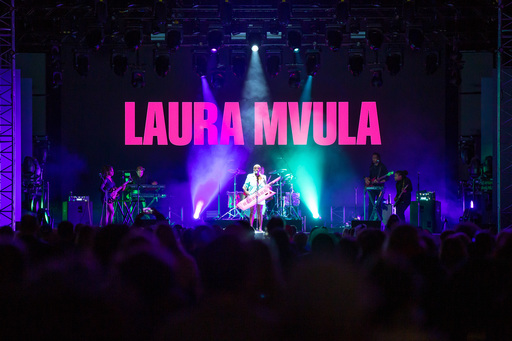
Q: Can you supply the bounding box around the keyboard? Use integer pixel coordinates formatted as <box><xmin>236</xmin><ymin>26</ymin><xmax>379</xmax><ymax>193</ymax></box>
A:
<box><xmin>127</xmin><ymin>184</ymin><xmax>166</xmax><ymax>191</ymax></box>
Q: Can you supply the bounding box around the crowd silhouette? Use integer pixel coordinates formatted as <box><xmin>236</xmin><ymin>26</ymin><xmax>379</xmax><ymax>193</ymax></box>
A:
<box><xmin>1</xmin><ymin>211</ymin><xmax>512</xmax><ymax>340</ymax></box>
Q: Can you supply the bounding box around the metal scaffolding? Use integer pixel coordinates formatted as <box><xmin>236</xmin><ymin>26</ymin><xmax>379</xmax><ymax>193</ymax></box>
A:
<box><xmin>0</xmin><ymin>0</ymin><xmax>14</xmax><ymax>227</ymax></box>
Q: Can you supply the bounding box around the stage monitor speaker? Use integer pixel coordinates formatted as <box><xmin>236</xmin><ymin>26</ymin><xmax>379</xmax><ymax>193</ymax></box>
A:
<box><xmin>63</xmin><ymin>201</ymin><xmax>93</xmax><ymax>225</ymax></box>
<box><xmin>351</xmin><ymin>220</ymin><xmax>382</xmax><ymax>229</ymax></box>
<box><xmin>382</xmin><ymin>203</ymin><xmax>393</xmax><ymax>225</ymax></box>
<box><xmin>409</xmin><ymin>201</ymin><xmax>441</xmax><ymax>233</ymax></box>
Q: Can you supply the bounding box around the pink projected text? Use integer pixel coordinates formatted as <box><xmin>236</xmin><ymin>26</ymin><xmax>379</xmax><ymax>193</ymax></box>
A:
<box><xmin>124</xmin><ymin>101</ymin><xmax>382</xmax><ymax>146</ymax></box>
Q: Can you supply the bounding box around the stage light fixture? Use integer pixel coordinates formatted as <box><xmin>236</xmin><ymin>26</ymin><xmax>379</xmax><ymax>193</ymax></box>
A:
<box><xmin>131</xmin><ymin>70</ymin><xmax>145</xmax><ymax>88</ymax></box>
<box><xmin>371</xmin><ymin>69</ymin><xmax>383</xmax><ymax>87</ymax></box>
<box><xmin>84</xmin><ymin>27</ymin><xmax>104</xmax><ymax>50</ymax></box>
<box><xmin>231</xmin><ymin>51</ymin><xmax>247</xmax><ymax>79</ymax></box>
<box><xmin>408</xmin><ymin>28</ymin><xmax>424</xmax><ymax>50</ymax></box>
<box><xmin>207</xmin><ymin>29</ymin><xmax>224</xmax><ymax>52</ymax></box>
<box><xmin>128</xmin><ymin>0</ymin><xmax>153</xmax><ymax>7</ymax></box>
<box><xmin>220</xmin><ymin>0</ymin><xmax>233</xmax><ymax>27</ymax></box>
<box><xmin>425</xmin><ymin>51</ymin><xmax>439</xmax><ymax>75</ymax></box>
<box><xmin>167</xmin><ymin>29</ymin><xmax>182</xmax><ymax>51</ymax></box>
<box><xmin>95</xmin><ymin>0</ymin><xmax>108</xmax><ymax>25</ymax></box>
<box><xmin>52</xmin><ymin>71</ymin><xmax>63</xmax><ymax>88</ymax></box>
<box><xmin>210</xmin><ymin>69</ymin><xmax>225</xmax><ymax>88</ymax></box>
<box><xmin>111</xmin><ymin>52</ymin><xmax>128</xmax><ymax>76</ymax></box>
<box><xmin>367</xmin><ymin>28</ymin><xmax>383</xmax><ymax>50</ymax></box>
<box><xmin>385</xmin><ymin>51</ymin><xmax>402</xmax><ymax>76</ymax></box>
<box><xmin>73</xmin><ymin>52</ymin><xmax>89</xmax><ymax>77</ymax></box>
<box><xmin>335</xmin><ymin>1</ymin><xmax>349</xmax><ymax>24</ymax></box>
<box><xmin>153</xmin><ymin>0</ymin><xmax>172</xmax><ymax>23</ymax></box>
<box><xmin>458</xmin><ymin>136</ymin><xmax>475</xmax><ymax>165</ymax></box>
<box><xmin>482</xmin><ymin>156</ymin><xmax>492</xmax><ymax>179</ymax></box>
<box><xmin>193</xmin><ymin>52</ymin><xmax>208</xmax><ymax>77</ymax></box>
<box><xmin>287</xmin><ymin>29</ymin><xmax>302</xmax><ymax>51</ymax></box>
<box><xmin>305</xmin><ymin>50</ymin><xmax>320</xmax><ymax>76</ymax></box>
<box><xmin>154</xmin><ymin>51</ymin><xmax>170</xmax><ymax>77</ymax></box>
<box><xmin>326</xmin><ymin>27</ymin><xmax>342</xmax><ymax>52</ymax></box>
<box><xmin>247</xmin><ymin>31</ymin><xmax>263</xmax><ymax>51</ymax></box>
<box><xmin>277</xmin><ymin>1</ymin><xmax>291</xmax><ymax>26</ymax></box>
<box><xmin>469</xmin><ymin>157</ymin><xmax>482</xmax><ymax>179</ymax></box>
<box><xmin>288</xmin><ymin>69</ymin><xmax>301</xmax><ymax>88</ymax></box>
<box><xmin>193</xmin><ymin>200</ymin><xmax>204</xmax><ymax>220</ymax></box>
<box><xmin>266</xmin><ymin>50</ymin><xmax>281</xmax><ymax>78</ymax></box>
<box><xmin>348</xmin><ymin>50</ymin><xmax>364</xmax><ymax>76</ymax></box>
<box><xmin>50</xmin><ymin>43</ymin><xmax>62</xmax><ymax>87</ymax></box>
<box><xmin>124</xmin><ymin>29</ymin><xmax>142</xmax><ymax>50</ymax></box>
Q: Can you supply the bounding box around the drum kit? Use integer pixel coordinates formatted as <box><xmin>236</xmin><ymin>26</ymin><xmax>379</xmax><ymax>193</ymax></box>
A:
<box><xmin>266</xmin><ymin>169</ymin><xmax>301</xmax><ymax>219</ymax></box>
<box><xmin>220</xmin><ymin>167</ymin><xmax>300</xmax><ymax>220</ymax></box>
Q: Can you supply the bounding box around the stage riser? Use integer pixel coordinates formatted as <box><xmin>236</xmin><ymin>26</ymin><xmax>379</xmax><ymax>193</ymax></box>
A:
<box><xmin>207</xmin><ymin>219</ymin><xmax>302</xmax><ymax>230</ymax></box>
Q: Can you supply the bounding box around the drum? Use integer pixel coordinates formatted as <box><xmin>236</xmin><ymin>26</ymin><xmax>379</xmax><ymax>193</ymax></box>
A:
<box><xmin>284</xmin><ymin>192</ymin><xmax>301</xmax><ymax>206</ymax></box>
<box><xmin>283</xmin><ymin>192</ymin><xmax>291</xmax><ymax>207</ymax></box>
<box><xmin>291</xmin><ymin>192</ymin><xmax>300</xmax><ymax>206</ymax></box>
<box><xmin>227</xmin><ymin>191</ymin><xmax>244</xmax><ymax>209</ymax></box>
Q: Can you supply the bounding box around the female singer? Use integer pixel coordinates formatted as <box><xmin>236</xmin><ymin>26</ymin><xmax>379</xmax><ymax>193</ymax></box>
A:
<box><xmin>100</xmin><ymin>165</ymin><xmax>127</xmax><ymax>226</ymax></box>
<box><xmin>242</xmin><ymin>164</ymin><xmax>267</xmax><ymax>231</ymax></box>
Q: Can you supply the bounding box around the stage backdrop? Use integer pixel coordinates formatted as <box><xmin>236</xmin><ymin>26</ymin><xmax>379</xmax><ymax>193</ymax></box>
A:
<box><xmin>52</xmin><ymin>44</ymin><xmax>449</xmax><ymax>226</ymax></box>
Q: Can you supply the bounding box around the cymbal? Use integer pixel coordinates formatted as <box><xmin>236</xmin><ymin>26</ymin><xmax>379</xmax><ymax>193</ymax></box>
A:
<box><xmin>269</xmin><ymin>169</ymin><xmax>287</xmax><ymax>175</ymax></box>
<box><xmin>228</xmin><ymin>168</ymin><xmax>246</xmax><ymax>175</ymax></box>
<box><xmin>283</xmin><ymin>174</ymin><xmax>294</xmax><ymax>181</ymax></box>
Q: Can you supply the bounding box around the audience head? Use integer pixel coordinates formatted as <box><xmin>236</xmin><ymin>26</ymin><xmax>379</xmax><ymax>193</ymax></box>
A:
<box><xmin>19</xmin><ymin>214</ymin><xmax>40</xmax><ymax>235</ymax></box>
<box><xmin>385</xmin><ymin>214</ymin><xmax>401</xmax><ymax>232</ymax></box>
<box><xmin>266</xmin><ymin>216</ymin><xmax>285</xmax><ymax>234</ymax></box>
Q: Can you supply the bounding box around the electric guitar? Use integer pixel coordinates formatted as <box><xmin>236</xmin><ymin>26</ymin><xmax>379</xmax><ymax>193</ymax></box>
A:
<box><xmin>393</xmin><ymin>184</ymin><xmax>409</xmax><ymax>207</ymax></box>
<box><xmin>107</xmin><ymin>178</ymin><xmax>133</xmax><ymax>203</ymax></box>
<box><xmin>365</xmin><ymin>171</ymin><xmax>394</xmax><ymax>187</ymax></box>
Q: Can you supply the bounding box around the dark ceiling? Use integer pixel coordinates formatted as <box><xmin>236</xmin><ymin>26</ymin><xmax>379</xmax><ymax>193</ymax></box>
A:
<box><xmin>15</xmin><ymin>0</ymin><xmax>497</xmax><ymax>53</ymax></box>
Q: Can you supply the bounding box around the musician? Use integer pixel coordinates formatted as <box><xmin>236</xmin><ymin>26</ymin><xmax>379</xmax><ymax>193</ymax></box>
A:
<box><xmin>394</xmin><ymin>170</ymin><xmax>413</xmax><ymax>222</ymax></box>
<box><xmin>132</xmin><ymin>166</ymin><xmax>158</xmax><ymax>186</ymax></box>
<box><xmin>364</xmin><ymin>153</ymin><xmax>389</xmax><ymax>221</ymax></box>
<box><xmin>243</xmin><ymin>164</ymin><xmax>267</xmax><ymax>231</ymax></box>
<box><xmin>130</xmin><ymin>166</ymin><xmax>160</xmax><ymax>214</ymax></box>
<box><xmin>100</xmin><ymin>165</ymin><xmax>127</xmax><ymax>226</ymax></box>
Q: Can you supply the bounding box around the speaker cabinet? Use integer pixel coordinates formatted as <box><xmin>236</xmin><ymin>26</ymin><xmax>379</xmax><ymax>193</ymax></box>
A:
<box><xmin>409</xmin><ymin>201</ymin><xmax>441</xmax><ymax>233</ymax></box>
<box><xmin>351</xmin><ymin>220</ymin><xmax>382</xmax><ymax>229</ymax></box>
<box><xmin>382</xmin><ymin>203</ymin><xmax>393</xmax><ymax>225</ymax></box>
<box><xmin>63</xmin><ymin>201</ymin><xmax>93</xmax><ymax>225</ymax></box>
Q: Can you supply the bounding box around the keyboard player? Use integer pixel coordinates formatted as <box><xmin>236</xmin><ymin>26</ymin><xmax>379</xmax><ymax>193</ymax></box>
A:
<box><xmin>364</xmin><ymin>153</ymin><xmax>389</xmax><ymax>221</ymax></box>
<box><xmin>129</xmin><ymin>166</ymin><xmax>160</xmax><ymax>213</ymax></box>
<box><xmin>133</xmin><ymin>166</ymin><xmax>158</xmax><ymax>186</ymax></box>
<box><xmin>243</xmin><ymin>164</ymin><xmax>267</xmax><ymax>232</ymax></box>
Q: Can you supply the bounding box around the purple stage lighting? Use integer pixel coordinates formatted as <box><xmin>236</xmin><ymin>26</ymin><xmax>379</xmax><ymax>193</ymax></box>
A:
<box><xmin>188</xmin><ymin>147</ymin><xmax>246</xmax><ymax>220</ymax></box>
<box><xmin>193</xmin><ymin>200</ymin><xmax>204</xmax><ymax>219</ymax></box>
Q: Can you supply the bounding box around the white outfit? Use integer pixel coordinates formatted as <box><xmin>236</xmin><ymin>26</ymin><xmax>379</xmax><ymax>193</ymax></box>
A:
<box><xmin>243</xmin><ymin>173</ymin><xmax>267</xmax><ymax>195</ymax></box>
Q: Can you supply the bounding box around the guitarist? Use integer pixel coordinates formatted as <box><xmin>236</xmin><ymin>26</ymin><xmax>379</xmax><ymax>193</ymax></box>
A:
<box><xmin>100</xmin><ymin>165</ymin><xmax>128</xmax><ymax>226</ymax></box>
<box><xmin>364</xmin><ymin>153</ymin><xmax>389</xmax><ymax>221</ymax></box>
<box><xmin>394</xmin><ymin>170</ymin><xmax>413</xmax><ymax>223</ymax></box>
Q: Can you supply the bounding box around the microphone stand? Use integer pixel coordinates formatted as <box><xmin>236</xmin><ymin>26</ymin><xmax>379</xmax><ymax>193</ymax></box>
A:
<box><xmin>417</xmin><ymin>172</ymin><xmax>421</xmax><ymax>228</ymax></box>
<box><xmin>137</xmin><ymin>182</ymin><xmax>141</xmax><ymax>216</ymax></box>
<box><xmin>99</xmin><ymin>173</ymin><xmax>106</xmax><ymax>227</ymax></box>
<box><xmin>256</xmin><ymin>173</ymin><xmax>259</xmax><ymax>231</ymax></box>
